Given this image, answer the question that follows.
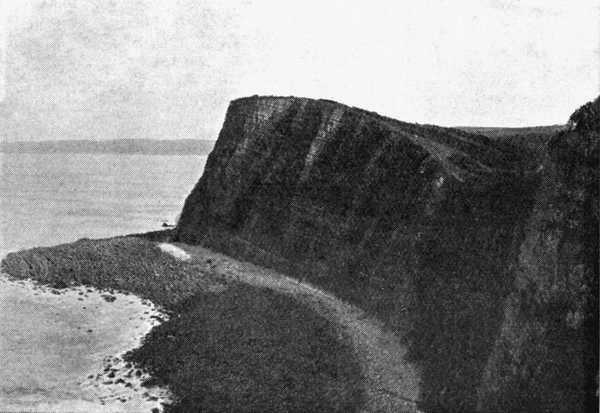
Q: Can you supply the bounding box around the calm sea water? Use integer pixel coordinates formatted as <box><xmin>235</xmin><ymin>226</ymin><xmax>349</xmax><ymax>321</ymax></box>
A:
<box><xmin>1</xmin><ymin>153</ymin><xmax>207</xmax><ymax>255</ymax></box>
<box><xmin>0</xmin><ymin>152</ymin><xmax>207</xmax><ymax>412</ymax></box>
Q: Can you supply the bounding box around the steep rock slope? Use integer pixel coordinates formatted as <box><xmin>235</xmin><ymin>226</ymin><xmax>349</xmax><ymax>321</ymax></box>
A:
<box><xmin>177</xmin><ymin>96</ymin><xmax>526</xmax><ymax>284</ymax></box>
<box><xmin>476</xmin><ymin>96</ymin><xmax>599</xmax><ymax>413</ymax></box>
<box><xmin>175</xmin><ymin>95</ymin><xmax>597</xmax><ymax>412</ymax></box>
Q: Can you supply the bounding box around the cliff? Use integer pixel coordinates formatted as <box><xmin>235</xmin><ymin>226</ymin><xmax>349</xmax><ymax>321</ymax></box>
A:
<box><xmin>175</xmin><ymin>95</ymin><xmax>598</xmax><ymax>412</ymax></box>
<box><xmin>476</xmin><ymin>96</ymin><xmax>599</xmax><ymax>412</ymax></box>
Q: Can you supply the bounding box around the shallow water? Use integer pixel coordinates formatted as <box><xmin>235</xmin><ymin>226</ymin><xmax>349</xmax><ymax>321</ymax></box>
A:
<box><xmin>0</xmin><ymin>274</ymin><xmax>170</xmax><ymax>411</ymax></box>
<box><xmin>0</xmin><ymin>152</ymin><xmax>207</xmax><ymax>411</ymax></box>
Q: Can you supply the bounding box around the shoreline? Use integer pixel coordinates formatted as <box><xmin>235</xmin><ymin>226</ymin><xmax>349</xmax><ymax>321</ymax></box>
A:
<box><xmin>1</xmin><ymin>234</ymin><xmax>368</xmax><ymax>412</ymax></box>
<box><xmin>0</xmin><ymin>272</ymin><xmax>170</xmax><ymax>412</ymax></box>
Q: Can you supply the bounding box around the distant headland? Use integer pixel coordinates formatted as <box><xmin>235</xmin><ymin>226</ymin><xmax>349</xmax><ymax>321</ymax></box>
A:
<box><xmin>0</xmin><ymin>139</ymin><xmax>215</xmax><ymax>155</ymax></box>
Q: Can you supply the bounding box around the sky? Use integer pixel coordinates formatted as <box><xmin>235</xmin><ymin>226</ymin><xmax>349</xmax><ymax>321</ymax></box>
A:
<box><xmin>0</xmin><ymin>0</ymin><xmax>598</xmax><ymax>141</ymax></box>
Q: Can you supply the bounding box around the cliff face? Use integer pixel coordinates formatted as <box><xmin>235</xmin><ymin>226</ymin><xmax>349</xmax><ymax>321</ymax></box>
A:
<box><xmin>476</xmin><ymin>97</ymin><xmax>599</xmax><ymax>413</ymax></box>
<box><xmin>177</xmin><ymin>95</ymin><xmax>525</xmax><ymax>270</ymax></box>
<box><xmin>175</xmin><ymin>95</ymin><xmax>598</xmax><ymax>412</ymax></box>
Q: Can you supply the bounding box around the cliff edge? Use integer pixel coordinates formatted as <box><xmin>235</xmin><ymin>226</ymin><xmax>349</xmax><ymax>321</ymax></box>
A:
<box><xmin>175</xmin><ymin>95</ymin><xmax>598</xmax><ymax>412</ymax></box>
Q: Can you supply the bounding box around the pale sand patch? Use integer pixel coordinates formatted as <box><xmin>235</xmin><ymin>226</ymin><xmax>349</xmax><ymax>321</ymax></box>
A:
<box><xmin>158</xmin><ymin>242</ymin><xmax>191</xmax><ymax>261</ymax></box>
<box><xmin>175</xmin><ymin>243</ymin><xmax>423</xmax><ymax>413</ymax></box>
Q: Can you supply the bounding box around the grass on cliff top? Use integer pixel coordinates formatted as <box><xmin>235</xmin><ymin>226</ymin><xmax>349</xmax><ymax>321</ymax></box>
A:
<box><xmin>1</xmin><ymin>236</ymin><xmax>365</xmax><ymax>412</ymax></box>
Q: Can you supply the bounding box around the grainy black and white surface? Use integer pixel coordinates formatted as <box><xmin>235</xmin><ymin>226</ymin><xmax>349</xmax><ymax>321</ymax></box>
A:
<box><xmin>0</xmin><ymin>1</ymin><xmax>598</xmax><ymax>412</ymax></box>
<box><xmin>174</xmin><ymin>95</ymin><xmax>599</xmax><ymax>412</ymax></box>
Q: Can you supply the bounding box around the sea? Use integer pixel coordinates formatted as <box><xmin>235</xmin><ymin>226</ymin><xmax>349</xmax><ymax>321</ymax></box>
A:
<box><xmin>0</xmin><ymin>152</ymin><xmax>207</xmax><ymax>412</ymax></box>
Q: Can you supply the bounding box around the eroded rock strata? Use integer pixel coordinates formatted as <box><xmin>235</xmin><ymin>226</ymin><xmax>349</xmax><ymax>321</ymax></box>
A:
<box><xmin>176</xmin><ymin>95</ymin><xmax>598</xmax><ymax>412</ymax></box>
<box><xmin>476</xmin><ymin>97</ymin><xmax>599</xmax><ymax>413</ymax></box>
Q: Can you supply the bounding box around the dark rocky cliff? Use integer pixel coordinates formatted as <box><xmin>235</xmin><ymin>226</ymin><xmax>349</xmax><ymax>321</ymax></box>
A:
<box><xmin>476</xmin><ymin>96</ymin><xmax>599</xmax><ymax>413</ymax></box>
<box><xmin>175</xmin><ymin>95</ymin><xmax>598</xmax><ymax>412</ymax></box>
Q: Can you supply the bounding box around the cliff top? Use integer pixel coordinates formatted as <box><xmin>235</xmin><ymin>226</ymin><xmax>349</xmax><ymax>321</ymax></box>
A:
<box><xmin>227</xmin><ymin>95</ymin><xmax>526</xmax><ymax>180</ymax></box>
<box><xmin>231</xmin><ymin>95</ymin><xmax>564</xmax><ymax>137</ymax></box>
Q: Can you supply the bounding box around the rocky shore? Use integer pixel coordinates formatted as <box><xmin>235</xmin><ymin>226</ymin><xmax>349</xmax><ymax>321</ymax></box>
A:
<box><xmin>1</xmin><ymin>235</ymin><xmax>368</xmax><ymax>412</ymax></box>
<box><xmin>0</xmin><ymin>271</ymin><xmax>169</xmax><ymax>412</ymax></box>
<box><xmin>2</xmin><ymin>94</ymin><xmax>596</xmax><ymax>412</ymax></box>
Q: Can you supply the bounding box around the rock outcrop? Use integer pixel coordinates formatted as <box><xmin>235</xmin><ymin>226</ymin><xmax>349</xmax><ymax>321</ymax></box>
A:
<box><xmin>175</xmin><ymin>95</ymin><xmax>598</xmax><ymax>412</ymax></box>
<box><xmin>476</xmin><ymin>96</ymin><xmax>599</xmax><ymax>413</ymax></box>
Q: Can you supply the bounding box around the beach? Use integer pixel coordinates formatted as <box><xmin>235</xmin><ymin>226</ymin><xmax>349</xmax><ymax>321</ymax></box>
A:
<box><xmin>0</xmin><ymin>268</ymin><xmax>169</xmax><ymax>412</ymax></box>
<box><xmin>1</xmin><ymin>234</ymin><xmax>421</xmax><ymax>412</ymax></box>
<box><xmin>0</xmin><ymin>152</ymin><xmax>206</xmax><ymax>411</ymax></box>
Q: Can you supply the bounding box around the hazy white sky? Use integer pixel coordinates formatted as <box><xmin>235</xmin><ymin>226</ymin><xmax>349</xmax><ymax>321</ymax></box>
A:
<box><xmin>0</xmin><ymin>0</ymin><xmax>598</xmax><ymax>141</ymax></box>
